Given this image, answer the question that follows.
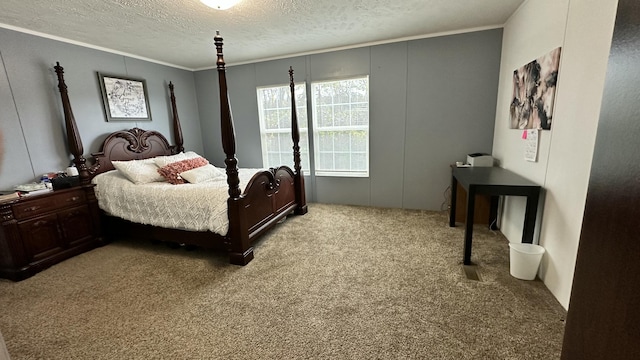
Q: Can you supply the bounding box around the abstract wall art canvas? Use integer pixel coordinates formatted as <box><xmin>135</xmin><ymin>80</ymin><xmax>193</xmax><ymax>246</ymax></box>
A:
<box><xmin>510</xmin><ymin>47</ymin><xmax>561</xmax><ymax>130</ymax></box>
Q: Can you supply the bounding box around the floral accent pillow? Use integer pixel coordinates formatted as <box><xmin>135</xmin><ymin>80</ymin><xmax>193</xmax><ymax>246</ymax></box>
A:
<box><xmin>157</xmin><ymin>157</ymin><xmax>209</xmax><ymax>184</ymax></box>
<box><xmin>154</xmin><ymin>151</ymin><xmax>202</xmax><ymax>168</ymax></box>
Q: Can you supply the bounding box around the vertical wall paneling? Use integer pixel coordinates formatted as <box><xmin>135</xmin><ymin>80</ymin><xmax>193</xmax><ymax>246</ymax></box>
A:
<box><xmin>224</xmin><ymin>66</ymin><xmax>261</xmax><ymax>168</ymax></box>
<box><xmin>194</xmin><ymin>30</ymin><xmax>502</xmax><ymax>209</ymax></box>
<box><xmin>404</xmin><ymin>31</ymin><xmax>502</xmax><ymax>210</ymax></box>
<box><xmin>194</xmin><ymin>69</ymin><xmax>223</xmax><ymax>166</ymax></box>
<box><xmin>369</xmin><ymin>42</ymin><xmax>408</xmax><ymax>208</ymax></box>
<box><xmin>124</xmin><ymin>57</ymin><xmax>202</xmax><ymax>154</ymax></box>
<box><xmin>493</xmin><ymin>0</ymin><xmax>618</xmax><ymax>308</ymax></box>
<box><xmin>254</xmin><ymin>57</ymin><xmax>307</xmax><ymax>87</ymax></box>
<box><xmin>309</xmin><ymin>47</ymin><xmax>371</xmax><ymax>81</ymax></box>
<box><xmin>0</xmin><ymin>27</ymin><xmax>200</xmax><ymax>186</ymax></box>
<box><xmin>0</xmin><ymin>50</ymin><xmax>32</xmax><ymax>187</ymax></box>
<box><xmin>305</xmin><ymin>56</ymin><xmax>317</xmax><ymax>203</ymax></box>
<box><xmin>1</xmin><ymin>25</ymin><xmax>503</xmax><ymax>211</ymax></box>
<box><xmin>309</xmin><ymin>47</ymin><xmax>372</xmax><ymax>206</ymax></box>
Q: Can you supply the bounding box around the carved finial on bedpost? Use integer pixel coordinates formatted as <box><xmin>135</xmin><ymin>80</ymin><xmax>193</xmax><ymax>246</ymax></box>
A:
<box><xmin>289</xmin><ymin>66</ymin><xmax>307</xmax><ymax>214</ymax></box>
<box><xmin>54</xmin><ymin>62</ymin><xmax>90</xmax><ymax>185</ymax></box>
<box><xmin>214</xmin><ymin>31</ymin><xmax>241</xmax><ymax>198</ymax></box>
<box><xmin>168</xmin><ymin>82</ymin><xmax>185</xmax><ymax>154</ymax></box>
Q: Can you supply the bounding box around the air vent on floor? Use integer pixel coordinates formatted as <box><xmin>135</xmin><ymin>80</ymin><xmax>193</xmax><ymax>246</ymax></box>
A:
<box><xmin>463</xmin><ymin>265</ymin><xmax>482</xmax><ymax>281</ymax></box>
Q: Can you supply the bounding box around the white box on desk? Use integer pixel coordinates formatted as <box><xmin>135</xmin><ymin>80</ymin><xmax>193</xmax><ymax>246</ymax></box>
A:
<box><xmin>467</xmin><ymin>153</ymin><xmax>494</xmax><ymax>167</ymax></box>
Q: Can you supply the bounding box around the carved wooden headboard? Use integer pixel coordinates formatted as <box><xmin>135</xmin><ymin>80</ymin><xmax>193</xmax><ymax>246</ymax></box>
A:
<box><xmin>87</xmin><ymin>128</ymin><xmax>176</xmax><ymax>177</ymax></box>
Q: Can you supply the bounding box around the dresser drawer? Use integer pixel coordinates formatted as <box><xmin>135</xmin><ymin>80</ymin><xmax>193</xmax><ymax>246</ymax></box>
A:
<box><xmin>12</xmin><ymin>189</ymin><xmax>86</xmax><ymax>220</ymax></box>
<box><xmin>0</xmin><ymin>185</ymin><xmax>101</xmax><ymax>281</ymax></box>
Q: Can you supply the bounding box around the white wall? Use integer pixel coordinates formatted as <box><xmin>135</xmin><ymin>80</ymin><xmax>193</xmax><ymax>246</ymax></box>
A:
<box><xmin>492</xmin><ymin>0</ymin><xmax>618</xmax><ymax>309</ymax></box>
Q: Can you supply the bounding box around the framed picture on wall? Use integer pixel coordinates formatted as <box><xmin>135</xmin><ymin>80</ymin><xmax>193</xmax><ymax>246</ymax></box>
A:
<box><xmin>509</xmin><ymin>47</ymin><xmax>561</xmax><ymax>130</ymax></box>
<box><xmin>98</xmin><ymin>73</ymin><xmax>152</xmax><ymax>121</ymax></box>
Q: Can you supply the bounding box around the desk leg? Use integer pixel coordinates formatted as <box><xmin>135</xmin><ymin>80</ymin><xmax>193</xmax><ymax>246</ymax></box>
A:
<box><xmin>522</xmin><ymin>190</ymin><xmax>540</xmax><ymax>244</ymax></box>
<box><xmin>463</xmin><ymin>186</ymin><xmax>476</xmax><ymax>265</ymax></box>
<box><xmin>449</xmin><ymin>175</ymin><xmax>458</xmax><ymax>227</ymax></box>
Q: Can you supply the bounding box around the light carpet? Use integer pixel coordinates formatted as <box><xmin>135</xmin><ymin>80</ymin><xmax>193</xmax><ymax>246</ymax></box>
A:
<box><xmin>0</xmin><ymin>203</ymin><xmax>566</xmax><ymax>359</ymax></box>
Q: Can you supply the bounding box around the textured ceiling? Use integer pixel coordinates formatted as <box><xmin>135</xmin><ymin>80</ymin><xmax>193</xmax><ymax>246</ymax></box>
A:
<box><xmin>0</xmin><ymin>0</ymin><xmax>524</xmax><ymax>70</ymax></box>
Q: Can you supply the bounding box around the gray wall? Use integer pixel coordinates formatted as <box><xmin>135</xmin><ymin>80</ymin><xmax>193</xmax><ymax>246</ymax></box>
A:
<box><xmin>0</xmin><ymin>28</ymin><xmax>202</xmax><ymax>189</ymax></box>
<box><xmin>0</xmin><ymin>27</ymin><xmax>501</xmax><ymax>211</ymax></box>
<box><xmin>195</xmin><ymin>29</ymin><xmax>502</xmax><ymax>210</ymax></box>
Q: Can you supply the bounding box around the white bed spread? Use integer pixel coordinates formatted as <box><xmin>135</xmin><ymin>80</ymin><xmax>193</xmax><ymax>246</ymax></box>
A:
<box><xmin>92</xmin><ymin>168</ymin><xmax>262</xmax><ymax>235</ymax></box>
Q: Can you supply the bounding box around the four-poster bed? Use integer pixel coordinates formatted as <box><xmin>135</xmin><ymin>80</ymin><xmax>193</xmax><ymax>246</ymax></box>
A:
<box><xmin>54</xmin><ymin>32</ymin><xmax>307</xmax><ymax>265</ymax></box>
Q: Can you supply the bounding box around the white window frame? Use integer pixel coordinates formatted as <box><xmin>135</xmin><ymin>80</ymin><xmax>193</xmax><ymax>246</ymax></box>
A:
<box><xmin>256</xmin><ymin>83</ymin><xmax>310</xmax><ymax>174</ymax></box>
<box><xmin>311</xmin><ymin>76</ymin><xmax>370</xmax><ymax>177</ymax></box>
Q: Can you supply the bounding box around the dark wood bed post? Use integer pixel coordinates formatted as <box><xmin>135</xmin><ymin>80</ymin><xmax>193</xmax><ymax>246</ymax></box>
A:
<box><xmin>214</xmin><ymin>32</ymin><xmax>253</xmax><ymax>265</ymax></box>
<box><xmin>54</xmin><ymin>62</ymin><xmax>90</xmax><ymax>185</ymax></box>
<box><xmin>54</xmin><ymin>62</ymin><xmax>102</xmax><ymax>243</ymax></box>
<box><xmin>168</xmin><ymin>82</ymin><xmax>185</xmax><ymax>154</ymax></box>
<box><xmin>288</xmin><ymin>67</ymin><xmax>308</xmax><ymax>215</ymax></box>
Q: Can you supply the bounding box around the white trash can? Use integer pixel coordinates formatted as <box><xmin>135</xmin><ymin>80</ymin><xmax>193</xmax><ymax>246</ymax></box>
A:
<box><xmin>508</xmin><ymin>243</ymin><xmax>545</xmax><ymax>280</ymax></box>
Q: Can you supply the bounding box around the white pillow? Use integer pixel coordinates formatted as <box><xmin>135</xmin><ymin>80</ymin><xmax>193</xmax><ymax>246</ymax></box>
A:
<box><xmin>154</xmin><ymin>151</ymin><xmax>202</xmax><ymax>168</ymax></box>
<box><xmin>112</xmin><ymin>158</ymin><xmax>164</xmax><ymax>184</ymax></box>
<box><xmin>179</xmin><ymin>164</ymin><xmax>226</xmax><ymax>184</ymax></box>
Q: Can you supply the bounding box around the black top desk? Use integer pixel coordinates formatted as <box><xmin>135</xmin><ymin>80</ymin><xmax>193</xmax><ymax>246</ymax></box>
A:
<box><xmin>449</xmin><ymin>166</ymin><xmax>541</xmax><ymax>265</ymax></box>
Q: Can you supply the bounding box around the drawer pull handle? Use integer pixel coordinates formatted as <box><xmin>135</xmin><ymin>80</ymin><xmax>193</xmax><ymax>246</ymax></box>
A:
<box><xmin>24</xmin><ymin>206</ymin><xmax>41</xmax><ymax>212</ymax></box>
<box><xmin>68</xmin><ymin>196</ymin><xmax>80</xmax><ymax>202</ymax></box>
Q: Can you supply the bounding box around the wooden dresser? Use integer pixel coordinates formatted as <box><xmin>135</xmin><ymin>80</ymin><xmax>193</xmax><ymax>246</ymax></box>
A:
<box><xmin>0</xmin><ymin>185</ymin><xmax>103</xmax><ymax>281</ymax></box>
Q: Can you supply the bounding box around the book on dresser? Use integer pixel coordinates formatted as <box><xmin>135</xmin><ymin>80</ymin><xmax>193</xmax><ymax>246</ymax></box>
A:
<box><xmin>14</xmin><ymin>183</ymin><xmax>52</xmax><ymax>197</ymax></box>
<box><xmin>0</xmin><ymin>191</ymin><xmax>20</xmax><ymax>203</ymax></box>
<box><xmin>17</xmin><ymin>188</ymin><xmax>53</xmax><ymax>197</ymax></box>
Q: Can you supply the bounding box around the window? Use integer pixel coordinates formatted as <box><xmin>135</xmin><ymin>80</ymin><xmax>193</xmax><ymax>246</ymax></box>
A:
<box><xmin>311</xmin><ymin>76</ymin><xmax>369</xmax><ymax>177</ymax></box>
<box><xmin>257</xmin><ymin>83</ymin><xmax>310</xmax><ymax>173</ymax></box>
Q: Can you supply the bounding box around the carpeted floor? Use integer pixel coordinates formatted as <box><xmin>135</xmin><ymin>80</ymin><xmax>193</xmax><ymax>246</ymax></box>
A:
<box><xmin>0</xmin><ymin>203</ymin><xmax>566</xmax><ymax>359</ymax></box>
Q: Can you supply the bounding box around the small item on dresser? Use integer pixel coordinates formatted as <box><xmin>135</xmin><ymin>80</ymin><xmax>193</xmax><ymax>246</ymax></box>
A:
<box><xmin>40</xmin><ymin>174</ymin><xmax>53</xmax><ymax>189</ymax></box>
<box><xmin>0</xmin><ymin>190</ymin><xmax>20</xmax><ymax>203</ymax></box>
<box><xmin>14</xmin><ymin>183</ymin><xmax>51</xmax><ymax>197</ymax></box>
<box><xmin>65</xmin><ymin>166</ymin><xmax>79</xmax><ymax>177</ymax></box>
<box><xmin>15</xmin><ymin>183</ymin><xmax>46</xmax><ymax>192</ymax></box>
<box><xmin>17</xmin><ymin>188</ymin><xmax>52</xmax><ymax>197</ymax></box>
<box><xmin>52</xmin><ymin>175</ymin><xmax>80</xmax><ymax>190</ymax></box>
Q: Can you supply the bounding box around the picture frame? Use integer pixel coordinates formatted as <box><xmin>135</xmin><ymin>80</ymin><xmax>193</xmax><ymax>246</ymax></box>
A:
<box><xmin>98</xmin><ymin>73</ymin><xmax>152</xmax><ymax>121</ymax></box>
<box><xmin>509</xmin><ymin>47</ymin><xmax>562</xmax><ymax>130</ymax></box>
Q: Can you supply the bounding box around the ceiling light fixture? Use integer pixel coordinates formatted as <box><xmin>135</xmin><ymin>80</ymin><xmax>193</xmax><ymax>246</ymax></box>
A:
<box><xmin>200</xmin><ymin>0</ymin><xmax>242</xmax><ymax>10</ymax></box>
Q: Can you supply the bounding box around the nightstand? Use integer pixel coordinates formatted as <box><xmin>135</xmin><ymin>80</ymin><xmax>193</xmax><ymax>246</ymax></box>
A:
<box><xmin>0</xmin><ymin>185</ymin><xmax>103</xmax><ymax>281</ymax></box>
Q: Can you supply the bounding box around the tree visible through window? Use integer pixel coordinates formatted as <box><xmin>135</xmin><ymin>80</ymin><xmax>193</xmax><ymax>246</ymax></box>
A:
<box><xmin>312</xmin><ymin>76</ymin><xmax>369</xmax><ymax>177</ymax></box>
<box><xmin>257</xmin><ymin>84</ymin><xmax>309</xmax><ymax>172</ymax></box>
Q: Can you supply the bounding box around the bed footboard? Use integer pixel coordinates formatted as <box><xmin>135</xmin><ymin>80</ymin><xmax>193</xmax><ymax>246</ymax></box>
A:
<box><xmin>216</xmin><ymin>32</ymin><xmax>306</xmax><ymax>265</ymax></box>
<box><xmin>226</xmin><ymin>167</ymin><xmax>298</xmax><ymax>265</ymax></box>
